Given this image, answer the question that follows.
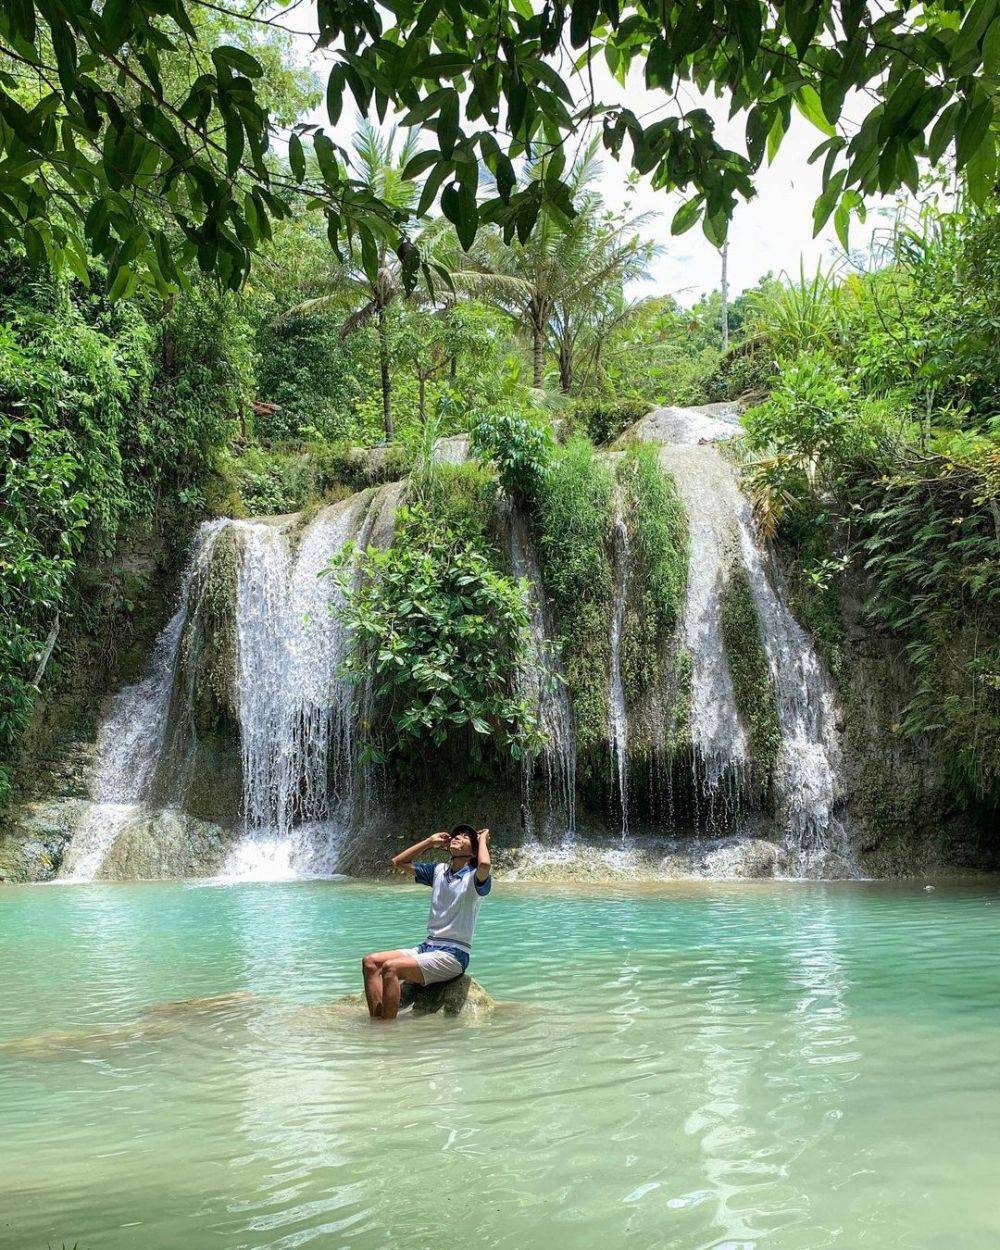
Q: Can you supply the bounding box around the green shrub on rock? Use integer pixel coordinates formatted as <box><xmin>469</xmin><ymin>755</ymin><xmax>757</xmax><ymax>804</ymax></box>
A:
<box><xmin>572</xmin><ymin>395</ymin><xmax>649</xmax><ymax>446</ymax></box>
<box><xmin>720</xmin><ymin>563</ymin><xmax>781</xmax><ymax>786</ymax></box>
<box><xmin>470</xmin><ymin>410</ymin><xmax>552</xmax><ymax>499</ymax></box>
<box><xmin>420</xmin><ymin>463</ymin><xmax>499</xmax><ymax>546</ymax></box>
<box><xmin>330</xmin><ymin>502</ymin><xmax>538</xmax><ymax>769</ymax></box>
<box><xmin>534</xmin><ymin>437</ymin><xmax>614</xmax><ymax>773</ymax></box>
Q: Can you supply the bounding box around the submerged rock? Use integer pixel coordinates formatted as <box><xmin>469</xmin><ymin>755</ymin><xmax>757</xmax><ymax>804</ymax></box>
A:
<box><xmin>399</xmin><ymin>975</ymin><xmax>493</xmax><ymax>1017</ymax></box>
<box><xmin>1</xmin><ymin>991</ymin><xmax>262</xmax><ymax>1058</ymax></box>
<box><xmin>501</xmin><ymin>834</ymin><xmax>791</xmax><ymax>881</ymax></box>
<box><xmin>332</xmin><ymin>976</ymin><xmax>495</xmax><ymax>1019</ymax></box>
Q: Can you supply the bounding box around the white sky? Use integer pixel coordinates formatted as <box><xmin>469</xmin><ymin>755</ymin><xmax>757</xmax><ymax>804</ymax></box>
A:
<box><xmin>286</xmin><ymin>15</ymin><xmax>904</xmax><ymax>307</ymax></box>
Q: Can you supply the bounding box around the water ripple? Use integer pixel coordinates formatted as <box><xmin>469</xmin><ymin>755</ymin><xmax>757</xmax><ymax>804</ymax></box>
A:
<box><xmin>1</xmin><ymin>878</ymin><xmax>999</xmax><ymax>1250</ymax></box>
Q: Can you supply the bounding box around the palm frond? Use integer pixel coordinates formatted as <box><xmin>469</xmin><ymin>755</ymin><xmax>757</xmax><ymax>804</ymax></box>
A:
<box><xmin>340</xmin><ymin>299</ymin><xmax>379</xmax><ymax>338</ymax></box>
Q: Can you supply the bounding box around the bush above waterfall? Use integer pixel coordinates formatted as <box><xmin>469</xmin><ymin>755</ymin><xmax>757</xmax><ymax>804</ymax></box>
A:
<box><xmin>470</xmin><ymin>411</ymin><xmax>553</xmax><ymax>499</ymax></box>
<box><xmin>572</xmin><ymin>397</ymin><xmax>650</xmax><ymax>447</ymax></box>
<box><xmin>330</xmin><ymin>502</ymin><xmax>539</xmax><ymax>768</ymax></box>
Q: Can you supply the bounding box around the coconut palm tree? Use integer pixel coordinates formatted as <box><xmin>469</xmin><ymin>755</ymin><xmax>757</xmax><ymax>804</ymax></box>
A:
<box><xmin>469</xmin><ymin>142</ymin><xmax>657</xmax><ymax>390</ymax></box>
<box><xmin>289</xmin><ymin>121</ymin><xmax>435</xmax><ymax>441</ymax></box>
<box><xmin>548</xmin><ymin>212</ymin><xmax>657</xmax><ymax>392</ymax></box>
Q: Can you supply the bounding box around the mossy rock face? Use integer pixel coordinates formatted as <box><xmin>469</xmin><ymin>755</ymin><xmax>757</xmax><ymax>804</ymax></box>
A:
<box><xmin>668</xmin><ymin>647</ymin><xmax>694</xmax><ymax>755</ymax></box>
<box><xmin>0</xmin><ymin>798</ymin><xmax>90</xmax><ymax>881</ymax></box>
<box><xmin>400</xmin><ymin>975</ymin><xmax>493</xmax><ymax>1016</ymax></box>
<box><xmin>6</xmin><ymin>507</ymin><xmax>187</xmax><ymax>824</ymax></box>
<box><xmin>188</xmin><ymin>525</ymin><xmax>241</xmax><ymax>733</ymax></box>
<box><xmin>97</xmin><ymin>808</ymin><xmax>238</xmax><ymax>880</ymax></box>
<box><xmin>146</xmin><ymin>525</ymin><xmax>243</xmax><ymax>827</ymax></box>
<box><xmin>720</xmin><ymin>560</ymin><xmax>781</xmax><ymax>788</ymax></box>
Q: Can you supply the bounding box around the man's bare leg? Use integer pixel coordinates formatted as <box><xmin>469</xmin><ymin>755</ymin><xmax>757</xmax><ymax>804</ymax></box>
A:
<box><xmin>380</xmin><ymin>955</ymin><xmax>424</xmax><ymax>1022</ymax></box>
<box><xmin>361</xmin><ymin>950</ymin><xmax>404</xmax><ymax>1018</ymax></box>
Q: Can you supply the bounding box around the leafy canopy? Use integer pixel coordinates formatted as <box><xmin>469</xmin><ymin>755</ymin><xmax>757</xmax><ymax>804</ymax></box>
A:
<box><xmin>2</xmin><ymin>0</ymin><xmax>997</xmax><ymax>297</ymax></box>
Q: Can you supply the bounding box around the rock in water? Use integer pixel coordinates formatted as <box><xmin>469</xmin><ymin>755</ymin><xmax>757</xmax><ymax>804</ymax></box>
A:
<box><xmin>400</xmin><ymin>975</ymin><xmax>493</xmax><ymax>1017</ymax></box>
<box><xmin>330</xmin><ymin>976</ymin><xmax>494</xmax><ymax>1019</ymax></box>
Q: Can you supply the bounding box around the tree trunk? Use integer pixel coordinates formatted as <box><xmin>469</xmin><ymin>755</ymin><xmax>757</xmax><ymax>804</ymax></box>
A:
<box><xmin>559</xmin><ymin>342</ymin><xmax>573</xmax><ymax>393</ymax></box>
<box><xmin>418</xmin><ymin>373</ymin><xmax>426</xmax><ymax>421</ymax></box>
<box><xmin>377</xmin><ymin>305</ymin><xmax>393</xmax><ymax>442</ymax></box>
<box><xmin>532</xmin><ymin>324</ymin><xmax>544</xmax><ymax>388</ymax></box>
<box><xmin>720</xmin><ymin>240</ymin><xmax>729</xmax><ymax>352</ymax></box>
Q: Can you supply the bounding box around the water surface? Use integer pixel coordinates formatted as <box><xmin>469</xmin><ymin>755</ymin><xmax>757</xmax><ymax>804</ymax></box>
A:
<box><xmin>2</xmin><ymin>878</ymin><xmax>999</xmax><ymax>1249</ymax></box>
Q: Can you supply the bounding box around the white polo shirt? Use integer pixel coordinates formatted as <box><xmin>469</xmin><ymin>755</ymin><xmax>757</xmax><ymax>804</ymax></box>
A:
<box><xmin>413</xmin><ymin>861</ymin><xmax>492</xmax><ymax>954</ymax></box>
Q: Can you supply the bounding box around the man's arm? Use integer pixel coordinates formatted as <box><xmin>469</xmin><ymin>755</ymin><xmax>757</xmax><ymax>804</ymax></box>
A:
<box><xmin>391</xmin><ymin>832</ymin><xmax>448</xmax><ymax>873</ymax></box>
<box><xmin>475</xmin><ymin>828</ymin><xmax>491</xmax><ymax>885</ymax></box>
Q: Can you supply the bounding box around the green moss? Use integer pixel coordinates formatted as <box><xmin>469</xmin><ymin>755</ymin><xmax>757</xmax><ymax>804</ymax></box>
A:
<box><xmin>534</xmin><ymin>437</ymin><xmax>614</xmax><ymax>773</ymax></box>
<box><xmin>786</xmin><ymin>567</ymin><xmax>846</xmax><ymax>683</ymax></box>
<box><xmin>720</xmin><ymin>562</ymin><xmax>781</xmax><ymax>779</ymax></box>
<box><xmin>766</xmin><ymin>504</ymin><xmax>847</xmax><ymax>683</ymax></box>
<box><xmin>571</xmin><ymin>395</ymin><xmax>649</xmax><ymax>445</ymax></box>
<box><xmin>188</xmin><ymin>527</ymin><xmax>240</xmax><ymax>732</ymax></box>
<box><xmin>668</xmin><ymin>646</ymin><xmax>693</xmax><ymax>754</ymax></box>
<box><xmin>420</xmin><ymin>462</ymin><xmax>499</xmax><ymax>546</ymax></box>
<box><xmin>617</xmin><ymin>443</ymin><xmax>689</xmax><ymax>706</ymax></box>
<box><xmin>313</xmin><ymin>439</ymin><xmax>413</xmax><ymax>492</ymax></box>
<box><xmin>202</xmin><ymin>439</ymin><xmax>408</xmax><ymax>522</ymax></box>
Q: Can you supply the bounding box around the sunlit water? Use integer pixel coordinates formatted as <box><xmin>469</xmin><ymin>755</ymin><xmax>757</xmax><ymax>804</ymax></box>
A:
<box><xmin>2</xmin><ymin>879</ymin><xmax>999</xmax><ymax>1250</ymax></box>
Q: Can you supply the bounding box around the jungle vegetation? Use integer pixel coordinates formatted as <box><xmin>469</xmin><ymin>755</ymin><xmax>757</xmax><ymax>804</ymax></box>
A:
<box><xmin>0</xmin><ymin>0</ymin><xmax>998</xmax><ymax>834</ymax></box>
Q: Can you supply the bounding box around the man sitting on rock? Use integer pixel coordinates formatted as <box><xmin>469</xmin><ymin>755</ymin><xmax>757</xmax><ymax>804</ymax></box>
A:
<box><xmin>361</xmin><ymin>824</ymin><xmax>492</xmax><ymax>1021</ymax></box>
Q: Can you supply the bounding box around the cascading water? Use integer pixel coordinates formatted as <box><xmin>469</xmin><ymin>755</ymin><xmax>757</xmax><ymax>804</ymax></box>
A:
<box><xmin>507</xmin><ymin>508</ymin><xmax>576</xmax><ymax>832</ymax></box>
<box><xmin>57</xmin><ymin>404</ymin><xmax>850</xmax><ymax>883</ymax></box>
<box><xmin>222</xmin><ymin>494</ymin><xmax>370</xmax><ymax>878</ymax></box>
<box><xmin>58</xmin><ymin>523</ymin><xmax>226</xmax><ymax>881</ymax></box>
<box><xmin>656</xmin><ymin>433</ymin><xmax>749</xmax><ymax>818</ymax></box>
<box><xmin>608</xmin><ymin>497</ymin><xmax>630</xmax><ymax>836</ymax></box>
<box><xmin>733</xmin><ymin>507</ymin><xmax>847</xmax><ymax>870</ymax></box>
<box><xmin>639</xmin><ymin>405</ymin><xmax>847</xmax><ymax>865</ymax></box>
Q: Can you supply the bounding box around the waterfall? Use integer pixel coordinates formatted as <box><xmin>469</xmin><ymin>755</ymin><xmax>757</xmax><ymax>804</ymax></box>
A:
<box><xmin>657</xmin><ymin>438</ymin><xmax>749</xmax><ymax>816</ymax></box>
<box><xmin>507</xmin><ymin>507</ymin><xmax>576</xmax><ymax>832</ymax></box>
<box><xmin>733</xmin><ymin>512</ymin><xmax>846</xmax><ymax>868</ymax></box>
<box><xmin>58</xmin><ymin>523</ymin><xmax>226</xmax><ymax>881</ymax></box>
<box><xmin>641</xmin><ymin>405</ymin><xmax>846</xmax><ymax>862</ymax></box>
<box><xmin>222</xmin><ymin>495</ymin><xmax>370</xmax><ymax>878</ymax></box>
<box><xmin>57</xmin><ymin>407</ymin><xmax>849</xmax><ymax>881</ymax></box>
<box><xmin>608</xmin><ymin>497</ymin><xmax>630</xmax><ymax>836</ymax></box>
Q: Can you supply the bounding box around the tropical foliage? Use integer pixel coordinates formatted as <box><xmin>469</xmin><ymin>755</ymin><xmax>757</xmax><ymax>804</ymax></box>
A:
<box><xmin>740</xmin><ymin>200</ymin><xmax>1000</xmax><ymax>818</ymax></box>
<box><xmin>330</xmin><ymin>501</ymin><xmax>538</xmax><ymax>768</ymax></box>
<box><xmin>2</xmin><ymin>0</ymin><xmax>996</xmax><ymax>301</ymax></box>
<box><xmin>468</xmin><ymin>144</ymin><xmax>655</xmax><ymax>389</ymax></box>
<box><xmin>0</xmin><ymin>254</ymin><xmax>248</xmax><ymax>803</ymax></box>
<box><xmin>4</xmin><ymin>0</ymin><xmax>999</xmax><ymax>855</ymax></box>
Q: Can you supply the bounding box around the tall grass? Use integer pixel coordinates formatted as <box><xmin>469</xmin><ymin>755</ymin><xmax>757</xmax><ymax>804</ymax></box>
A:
<box><xmin>749</xmin><ymin>260</ymin><xmax>846</xmax><ymax>358</ymax></box>
<box><xmin>534</xmin><ymin>436</ymin><xmax>614</xmax><ymax>770</ymax></box>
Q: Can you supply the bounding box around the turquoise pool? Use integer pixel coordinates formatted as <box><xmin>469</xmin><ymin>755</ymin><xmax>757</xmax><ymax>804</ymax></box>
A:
<box><xmin>1</xmin><ymin>877</ymin><xmax>999</xmax><ymax>1249</ymax></box>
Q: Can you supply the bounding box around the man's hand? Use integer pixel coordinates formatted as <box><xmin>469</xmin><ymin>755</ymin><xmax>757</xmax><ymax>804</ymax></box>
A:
<box><xmin>475</xmin><ymin>827</ymin><xmax>492</xmax><ymax>884</ymax></box>
<box><xmin>392</xmin><ymin>830</ymin><xmax>448</xmax><ymax>870</ymax></box>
